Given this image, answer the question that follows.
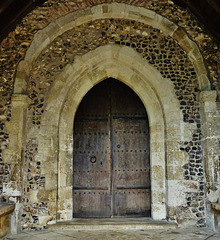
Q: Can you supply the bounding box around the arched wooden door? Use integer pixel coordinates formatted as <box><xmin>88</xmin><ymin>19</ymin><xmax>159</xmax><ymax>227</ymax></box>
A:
<box><xmin>73</xmin><ymin>78</ymin><xmax>151</xmax><ymax>217</ymax></box>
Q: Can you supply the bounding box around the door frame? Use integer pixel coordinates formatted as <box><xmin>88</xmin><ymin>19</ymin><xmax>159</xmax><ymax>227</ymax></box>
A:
<box><xmin>48</xmin><ymin>45</ymin><xmax>180</xmax><ymax>221</ymax></box>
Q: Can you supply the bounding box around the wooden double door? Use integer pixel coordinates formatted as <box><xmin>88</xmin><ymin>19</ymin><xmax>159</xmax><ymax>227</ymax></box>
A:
<box><xmin>73</xmin><ymin>78</ymin><xmax>151</xmax><ymax>217</ymax></box>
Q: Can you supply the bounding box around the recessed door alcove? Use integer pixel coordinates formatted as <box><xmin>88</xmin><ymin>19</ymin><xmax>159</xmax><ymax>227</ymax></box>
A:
<box><xmin>73</xmin><ymin>78</ymin><xmax>151</xmax><ymax>218</ymax></box>
<box><xmin>55</xmin><ymin>45</ymin><xmax>168</xmax><ymax>221</ymax></box>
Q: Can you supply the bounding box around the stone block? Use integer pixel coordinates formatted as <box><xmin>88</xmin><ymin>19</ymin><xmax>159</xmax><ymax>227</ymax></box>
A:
<box><xmin>45</xmin><ymin>174</ymin><xmax>58</xmax><ymax>190</ymax></box>
<box><xmin>167</xmin><ymin>151</ymin><xmax>188</xmax><ymax>166</ymax></box>
<box><xmin>0</xmin><ymin>204</ymin><xmax>15</xmax><ymax>238</ymax></box>
<box><xmin>179</xmin><ymin>36</ymin><xmax>195</xmax><ymax>54</ymax></box>
<box><xmin>151</xmin><ymin>165</ymin><xmax>164</xmax><ymax>181</ymax></box>
<box><xmin>159</xmin><ymin>17</ymin><xmax>178</xmax><ymax>36</ymax></box>
<box><xmin>172</xmin><ymin>27</ymin><xmax>187</xmax><ymax>42</ymax></box>
<box><xmin>151</xmin><ymin>152</ymin><xmax>165</xmax><ymax>166</ymax></box>
<box><xmin>200</xmin><ymin>91</ymin><xmax>217</xmax><ymax>103</ymax></box>
<box><xmin>25</xmin><ymin>30</ymin><xmax>50</xmax><ymax>63</ymax></box>
<box><xmin>166</xmin><ymin>141</ymin><xmax>180</xmax><ymax>152</ymax></box>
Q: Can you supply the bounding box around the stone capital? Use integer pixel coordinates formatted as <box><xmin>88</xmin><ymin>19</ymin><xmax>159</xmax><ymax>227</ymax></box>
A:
<box><xmin>14</xmin><ymin>60</ymin><xmax>30</xmax><ymax>94</ymax></box>
<box><xmin>199</xmin><ymin>90</ymin><xmax>217</xmax><ymax>103</ymax></box>
<box><xmin>11</xmin><ymin>94</ymin><xmax>30</xmax><ymax>108</ymax></box>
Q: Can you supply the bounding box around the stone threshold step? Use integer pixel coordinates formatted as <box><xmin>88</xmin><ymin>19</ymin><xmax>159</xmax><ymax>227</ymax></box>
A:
<box><xmin>49</xmin><ymin>218</ymin><xmax>177</xmax><ymax>231</ymax></box>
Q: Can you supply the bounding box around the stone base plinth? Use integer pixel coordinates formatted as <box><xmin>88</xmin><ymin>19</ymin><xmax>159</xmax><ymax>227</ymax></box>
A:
<box><xmin>0</xmin><ymin>204</ymin><xmax>15</xmax><ymax>238</ymax></box>
<box><xmin>49</xmin><ymin>218</ymin><xmax>177</xmax><ymax>231</ymax></box>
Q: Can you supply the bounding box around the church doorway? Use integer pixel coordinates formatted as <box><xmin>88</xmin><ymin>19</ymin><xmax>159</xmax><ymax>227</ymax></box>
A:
<box><xmin>73</xmin><ymin>78</ymin><xmax>151</xmax><ymax>217</ymax></box>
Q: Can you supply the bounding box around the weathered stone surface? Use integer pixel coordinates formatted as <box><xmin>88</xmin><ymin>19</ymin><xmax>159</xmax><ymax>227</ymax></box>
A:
<box><xmin>0</xmin><ymin>203</ymin><xmax>15</xmax><ymax>238</ymax></box>
<box><xmin>0</xmin><ymin>0</ymin><xmax>219</xmax><ymax>234</ymax></box>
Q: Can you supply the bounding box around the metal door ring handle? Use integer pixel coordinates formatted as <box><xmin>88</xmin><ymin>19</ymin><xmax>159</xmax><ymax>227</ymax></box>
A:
<box><xmin>90</xmin><ymin>156</ymin><xmax>96</xmax><ymax>163</ymax></box>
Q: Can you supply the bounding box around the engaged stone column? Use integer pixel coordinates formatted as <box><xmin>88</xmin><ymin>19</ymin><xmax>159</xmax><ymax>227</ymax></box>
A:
<box><xmin>200</xmin><ymin>90</ymin><xmax>220</xmax><ymax>230</ymax></box>
<box><xmin>6</xmin><ymin>94</ymin><xmax>29</xmax><ymax>160</ymax></box>
<box><xmin>3</xmin><ymin>94</ymin><xmax>29</xmax><ymax>233</ymax></box>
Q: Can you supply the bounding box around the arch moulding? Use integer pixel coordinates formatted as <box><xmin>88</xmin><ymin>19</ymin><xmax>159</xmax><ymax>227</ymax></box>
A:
<box><xmin>14</xmin><ymin>3</ymin><xmax>210</xmax><ymax>95</ymax></box>
<box><xmin>37</xmin><ymin>45</ymin><xmax>182</xmax><ymax>221</ymax></box>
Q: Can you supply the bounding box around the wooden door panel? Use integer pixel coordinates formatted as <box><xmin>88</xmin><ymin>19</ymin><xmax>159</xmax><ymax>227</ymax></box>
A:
<box><xmin>73</xmin><ymin>120</ymin><xmax>111</xmax><ymax>217</ymax></box>
<box><xmin>114</xmin><ymin>189</ymin><xmax>151</xmax><ymax>217</ymax></box>
<box><xmin>73</xmin><ymin>190</ymin><xmax>111</xmax><ymax>217</ymax></box>
<box><xmin>112</xmin><ymin>123</ymin><xmax>151</xmax><ymax>217</ymax></box>
<box><xmin>113</xmin><ymin>151</ymin><xmax>149</xmax><ymax>170</ymax></box>
<box><xmin>74</xmin><ymin>121</ymin><xmax>109</xmax><ymax>152</ymax></box>
<box><xmin>111</xmin><ymin>79</ymin><xmax>150</xmax><ymax>217</ymax></box>
<box><xmin>73</xmin><ymin>158</ymin><xmax>109</xmax><ymax>189</ymax></box>
<box><xmin>73</xmin><ymin>120</ymin><xmax>110</xmax><ymax>190</ymax></box>
<box><xmin>112</xmin><ymin>119</ymin><xmax>149</xmax><ymax>146</ymax></box>
<box><xmin>73</xmin><ymin>81</ymin><xmax>111</xmax><ymax>218</ymax></box>
<box><xmin>73</xmin><ymin>78</ymin><xmax>150</xmax><ymax>218</ymax></box>
<box><xmin>112</xmin><ymin>119</ymin><xmax>150</xmax><ymax>187</ymax></box>
<box><xmin>113</xmin><ymin>171</ymin><xmax>150</xmax><ymax>187</ymax></box>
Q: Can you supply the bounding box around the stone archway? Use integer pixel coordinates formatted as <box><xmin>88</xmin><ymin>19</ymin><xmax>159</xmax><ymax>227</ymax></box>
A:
<box><xmin>7</xmin><ymin>2</ymin><xmax>215</xmax><ymax>230</ymax></box>
<box><xmin>35</xmin><ymin>45</ymin><xmax>182</xmax><ymax>221</ymax></box>
<box><xmin>14</xmin><ymin>3</ymin><xmax>210</xmax><ymax>95</ymax></box>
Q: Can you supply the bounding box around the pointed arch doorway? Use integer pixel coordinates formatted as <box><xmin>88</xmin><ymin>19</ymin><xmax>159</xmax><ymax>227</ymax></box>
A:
<box><xmin>73</xmin><ymin>78</ymin><xmax>151</xmax><ymax>218</ymax></box>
